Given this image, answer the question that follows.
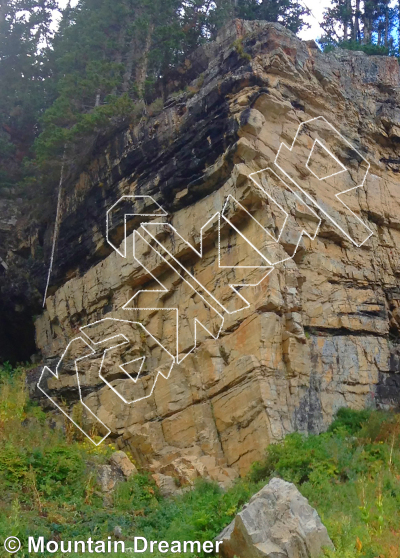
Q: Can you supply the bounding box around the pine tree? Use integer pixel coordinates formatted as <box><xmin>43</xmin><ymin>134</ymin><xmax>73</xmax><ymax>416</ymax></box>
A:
<box><xmin>398</xmin><ymin>0</ymin><xmax>400</xmax><ymax>53</ymax></box>
<box><xmin>0</xmin><ymin>0</ymin><xmax>56</xmax><ymax>188</ymax></box>
<box><xmin>210</xmin><ymin>0</ymin><xmax>309</xmax><ymax>35</ymax></box>
<box><xmin>373</xmin><ymin>0</ymin><xmax>393</xmax><ymax>48</ymax></box>
<box><xmin>362</xmin><ymin>0</ymin><xmax>374</xmax><ymax>44</ymax></box>
<box><xmin>318</xmin><ymin>0</ymin><xmax>352</xmax><ymax>45</ymax></box>
<box><xmin>0</xmin><ymin>0</ymin><xmax>313</xmax><ymax>181</ymax></box>
<box><xmin>320</xmin><ymin>0</ymin><xmax>397</xmax><ymax>55</ymax></box>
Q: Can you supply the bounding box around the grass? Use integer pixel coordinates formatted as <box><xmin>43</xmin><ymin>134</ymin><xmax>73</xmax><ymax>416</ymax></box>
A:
<box><xmin>0</xmin><ymin>364</ymin><xmax>400</xmax><ymax>557</ymax></box>
<box><xmin>231</xmin><ymin>38</ymin><xmax>252</xmax><ymax>62</ymax></box>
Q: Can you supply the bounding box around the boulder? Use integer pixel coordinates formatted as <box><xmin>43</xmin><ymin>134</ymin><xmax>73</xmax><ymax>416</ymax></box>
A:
<box><xmin>97</xmin><ymin>464</ymin><xmax>124</xmax><ymax>494</ymax></box>
<box><xmin>218</xmin><ymin>478</ymin><xmax>333</xmax><ymax>558</ymax></box>
<box><xmin>97</xmin><ymin>451</ymin><xmax>137</xmax><ymax>506</ymax></box>
<box><xmin>109</xmin><ymin>451</ymin><xmax>138</xmax><ymax>478</ymax></box>
<box><xmin>152</xmin><ymin>473</ymin><xmax>180</xmax><ymax>498</ymax></box>
<box><xmin>151</xmin><ymin>455</ymin><xmax>237</xmax><ymax>495</ymax></box>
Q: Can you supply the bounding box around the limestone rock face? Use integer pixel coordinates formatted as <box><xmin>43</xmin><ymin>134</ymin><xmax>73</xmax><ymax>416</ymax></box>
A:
<box><xmin>4</xmin><ymin>20</ymin><xmax>400</xmax><ymax>481</ymax></box>
<box><xmin>152</xmin><ymin>455</ymin><xmax>236</xmax><ymax>490</ymax></box>
<box><xmin>218</xmin><ymin>478</ymin><xmax>334</xmax><ymax>558</ymax></box>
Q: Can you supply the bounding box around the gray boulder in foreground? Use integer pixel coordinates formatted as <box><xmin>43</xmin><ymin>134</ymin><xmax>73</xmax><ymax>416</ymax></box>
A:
<box><xmin>218</xmin><ymin>478</ymin><xmax>334</xmax><ymax>558</ymax></box>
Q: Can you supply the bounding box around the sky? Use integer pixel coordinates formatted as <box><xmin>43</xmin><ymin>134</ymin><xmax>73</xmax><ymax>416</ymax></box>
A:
<box><xmin>57</xmin><ymin>0</ymin><xmax>77</xmax><ymax>8</ymax></box>
<box><xmin>298</xmin><ymin>0</ymin><xmax>331</xmax><ymax>41</ymax></box>
<box><xmin>56</xmin><ymin>0</ymin><xmax>76</xmax><ymax>10</ymax></box>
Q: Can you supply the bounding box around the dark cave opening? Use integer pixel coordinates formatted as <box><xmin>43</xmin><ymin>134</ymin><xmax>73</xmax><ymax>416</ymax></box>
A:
<box><xmin>0</xmin><ymin>305</ymin><xmax>37</xmax><ymax>366</ymax></box>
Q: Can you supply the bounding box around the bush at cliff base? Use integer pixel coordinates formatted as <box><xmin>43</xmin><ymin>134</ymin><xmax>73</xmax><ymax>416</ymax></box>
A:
<box><xmin>1</xmin><ymin>365</ymin><xmax>400</xmax><ymax>558</ymax></box>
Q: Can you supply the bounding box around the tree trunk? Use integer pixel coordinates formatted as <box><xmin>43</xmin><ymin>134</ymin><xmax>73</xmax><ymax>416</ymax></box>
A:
<box><xmin>134</xmin><ymin>22</ymin><xmax>154</xmax><ymax>98</ymax></box>
<box><xmin>343</xmin><ymin>0</ymin><xmax>352</xmax><ymax>42</ymax></box>
<box><xmin>111</xmin><ymin>16</ymin><xmax>127</xmax><ymax>96</ymax></box>
<box><xmin>384</xmin><ymin>1</ymin><xmax>389</xmax><ymax>47</ymax></box>
<box><xmin>362</xmin><ymin>0</ymin><xmax>373</xmax><ymax>44</ymax></box>
<box><xmin>122</xmin><ymin>36</ymin><xmax>136</xmax><ymax>93</ymax></box>
<box><xmin>353</xmin><ymin>0</ymin><xmax>361</xmax><ymax>41</ymax></box>
<box><xmin>398</xmin><ymin>0</ymin><xmax>400</xmax><ymax>55</ymax></box>
<box><xmin>122</xmin><ymin>17</ymin><xmax>154</xmax><ymax>98</ymax></box>
<box><xmin>0</xmin><ymin>0</ymin><xmax>8</xmax><ymax>27</ymax></box>
<box><xmin>348</xmin><ymin>0</ymin><xmax>354</xmax><ymax>41</ymax></box>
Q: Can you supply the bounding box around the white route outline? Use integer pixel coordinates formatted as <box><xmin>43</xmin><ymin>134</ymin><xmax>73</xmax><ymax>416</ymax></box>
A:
<box><xmin>224</xmin><ymin>181</ymin><xmax>321</xmax><ymax>266</ymax></box>
<box><xmin>40</xmin><ymin>116</ymin><xmax>374</xmax><ymax>446</ymax></box>
<box><xmin>80</xmin><ymin>318</ymin><xmax>175</xmax><ymax>404</ymax></box>
<box><xmin>138</xmin><ymin>218</ymin><xmax>273</xmax><ymax>312</ymax></box>
<box><xmin>306</xmin><ymin>138</ymin><xmax>347</xmax><ymax>180</ymax></box>
<box><xmin>106</xmin><ymin>195</ymin><xmax>167</xmax><ymax>258</ymax></box>
<box><xmin>274</xmin><ymin>116</ymin><xmax>373</xmax><ymax>247</ymax></box>
<box><xmin>120</xmin><ymin>356</ymin><xmax>145</xmax><ymax>380</ymax></box>
<box><xmin>124</xmin><ymin>229</ymin><xmax>225</xmax><ymax>363</ymax></box>
<box><xmin>37</xmin><ymin>336</ymin><xmax>111</xmax><ymax>446</ymax></box>
<box><xmin>37</xmin><ymin>318</ymin><xmax>175</xmax><ymax>444</ymax></box>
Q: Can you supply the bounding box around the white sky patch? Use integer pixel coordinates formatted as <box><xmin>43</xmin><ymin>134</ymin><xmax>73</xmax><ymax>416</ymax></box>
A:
<box><xmin>51</xmin><ymin>0</ymin><xmax>79</xmax><ymax>30</ymax></box>
<box><xmin>298</xmin><ymin>0</ymin><xmax>397</xmax><ymax>42</ymax></box>
<box><xmin>297</xmin><ymin>0</ymin><xmax>332</xmax><ymax>41</ymax></box>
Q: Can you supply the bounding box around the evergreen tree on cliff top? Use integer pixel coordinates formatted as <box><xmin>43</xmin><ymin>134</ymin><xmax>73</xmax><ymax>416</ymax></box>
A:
<box><xmin>0</xmin><ymin>0</ymin><xmax>56</xmax><ymax>188</ymax></box>
<box><xmin>33</xmin><ymin>0</ymin><xmax>310</xmax><ymax>168</ymax></box>
<box><xmin>34</xmin><ymin>0</ymin><xmax>191</xmax><ymax>166</ymax></box>
<box><xmin>1</xmin><ymin>0</ymin><xmax>310</xmax><ymax>187</ymax></box>
<box><xmin>209</xmin><ymin>0</ymin><xmax>309</xmax><ymax>36</ymax></box>
<box><xmin>320</xmin><ymin>0</ymin><xmax>397</xmax><ymax>55</ymax></box>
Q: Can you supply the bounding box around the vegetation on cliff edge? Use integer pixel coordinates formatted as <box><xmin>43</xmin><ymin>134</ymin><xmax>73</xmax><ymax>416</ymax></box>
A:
<box><xmin>2</xmin><ymin>0</ymin><xmax>400</xmax><ymax>196</ymax></box>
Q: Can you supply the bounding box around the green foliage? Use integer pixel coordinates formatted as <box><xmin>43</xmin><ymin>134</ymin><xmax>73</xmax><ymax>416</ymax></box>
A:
<box><xmin>319</xmin><ymin>0</ymin><xmax>398</xmax><ymax>57</ymax></box>
<box><xmin>2</xmin><ymin>366</ymin><xmax>400</xmax><ymax>558</ymax></box>
<box><xmin>250</xmin><ymin>432</ymin><xmax>337</xmax><ymax>485</ymax></box>
<box><xmin>328</xmin><ymin>407</ymin><xmax>373</xmax><ymax>435</ymax></box>
<box><xmin>250</xmin><ymin>409</ymin><xmax>400</xmax><ymax>558</ymax></box>
<box><xmin>0</xmin><ymin>0</ymin><xmax>57</xmax><ymax>188</ymax></box>
<box><xmin>0</xmin><ymin>361</ymin><xmax>15</xmax><ymax>378</ymax></box>
<box><xmin>2</xmin><ymin>0</ymin><xmax>400</xmax><ymax>194</ymax></box>
<box><xmin>232</xmin><ymin>38</ymin><xmax>252</xmax><ymax>62</ymax></box>
<box><xmin>209</xmin><ymin>0</ymin><xmax>309</xmax><ymax>36</ymax></box>
<box><xmin>0</xmin><ymin>0</ymin><xmax>313</xmax><ymax>186</ymax></box>
<box><xmin>114</xmin><ymin>472</ymin><xmax>160</xmax><ymax>513</ymax></box>
<box><xmin>131</xmin><ymin>477</ymin><xmax>258</xmax><ymax>548</ymax></box>
<box><xmin>323</xmin><ymin>40</ymin><xmax>390</xmax><ymax>56</ymax></box>
<box><xmin>35</xmin><ymin>93</ymin><xmax>137</xmax><ymax>167</ymax></box>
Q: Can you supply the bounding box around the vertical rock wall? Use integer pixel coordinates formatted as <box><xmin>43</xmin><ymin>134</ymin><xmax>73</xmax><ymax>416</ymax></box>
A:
<box><xmin>26</xmin><ymin>21</ymin><xmax>400</xmax><ymax>478</ymax></box>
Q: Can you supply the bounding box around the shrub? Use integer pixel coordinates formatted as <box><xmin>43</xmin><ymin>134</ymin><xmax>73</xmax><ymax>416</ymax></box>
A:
<box><xmin>1</xmin><ymin>366</ymin><xmax>400</xmax><ymax>558</ymax></box>
<box><xmin>322</xmin><ymin>40</ymin><xmax>390</xmax><ymax>56</ymax></box>
<box><xmin>328</xmin><ymin>407</ymin><xmax>372</xmax><ymax>435</ymax></box>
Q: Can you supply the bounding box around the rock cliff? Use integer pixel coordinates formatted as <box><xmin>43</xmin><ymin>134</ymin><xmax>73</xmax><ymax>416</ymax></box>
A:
<box><xmin>2</xmin><ymin>20</ymin><xmax>400</xmax><ymax>481</ymax></box>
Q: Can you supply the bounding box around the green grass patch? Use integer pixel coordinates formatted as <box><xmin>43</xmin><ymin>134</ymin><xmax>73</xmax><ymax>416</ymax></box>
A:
<box><xmin>0</xmin><ymin>365</ymin><xmax>400</xmax><ymax>557</ymax></box>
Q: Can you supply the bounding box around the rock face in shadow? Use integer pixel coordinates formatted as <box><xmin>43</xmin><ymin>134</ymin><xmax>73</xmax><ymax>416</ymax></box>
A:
<box><xmin>3</xmin><ymin>20</ymin><xmax>400</xmax><ymax>481</ymax></box>
<box><xmin>218</xmin><ymin>478</ymin><xmax>334</xmax><ymax>558</ymax></box>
